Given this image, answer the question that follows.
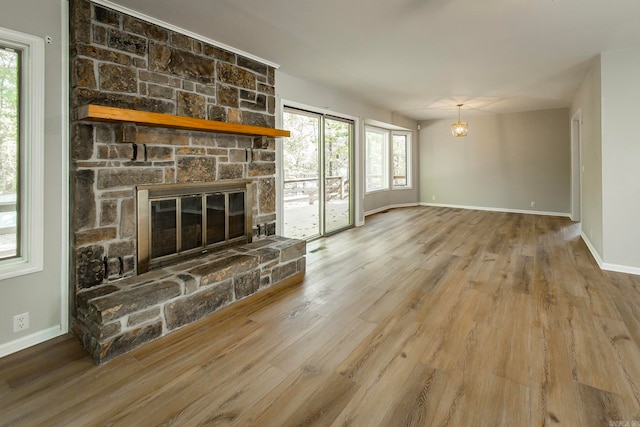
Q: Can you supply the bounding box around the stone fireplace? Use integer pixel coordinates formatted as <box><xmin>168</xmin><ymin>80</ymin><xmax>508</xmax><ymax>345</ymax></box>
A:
<box><xmin>69</xmin><ymin>0</ymin><xmax>305</xmax><ymax>363</ymax></box>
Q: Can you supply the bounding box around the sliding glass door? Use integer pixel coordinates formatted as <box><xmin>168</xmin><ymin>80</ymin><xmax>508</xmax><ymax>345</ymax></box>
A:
<box><xmin>282</xmin><ymin>107</ymin><xmax>354</xmax><ymax>239</ymax></box>
<box><xmin>282</xmin><ymin>109</ymin><xmax>321</xmax><ymax>239</ymax></box>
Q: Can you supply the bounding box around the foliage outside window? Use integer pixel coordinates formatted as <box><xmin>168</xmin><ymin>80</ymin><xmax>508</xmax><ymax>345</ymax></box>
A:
<box><xmin>392</xmin><ymin>132</ymin><xmax>411</xmax><ymax>188</ymax></box>
<box><xmin>0</xmin><ymin>46</ymin><xmax>19</xmax><ymax>260</ymax></box>
<box><xmin>282</xmin><ymin>110</ymin><xmax>320</xmax><ymax>181</ymax></box>
<box><xmin>324</xmin><ymin>118</ymin><xmax>351</xmax><ymax>181</ymax></box>
<box><xmin>365</xmin><ymin>127</ymin><xmax>389</xmax><ymax>193</ymax></box>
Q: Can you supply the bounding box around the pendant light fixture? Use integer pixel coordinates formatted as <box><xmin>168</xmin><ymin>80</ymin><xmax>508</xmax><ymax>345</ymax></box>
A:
<box><xmin>451</xmin><ymin>104</ymin><xmax>468</xmax><ymax>137</ymax></box>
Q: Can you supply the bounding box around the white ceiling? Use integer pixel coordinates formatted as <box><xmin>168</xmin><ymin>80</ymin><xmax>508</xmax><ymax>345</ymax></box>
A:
<box><xmin>108</xmin><ymin>0</ymin><xmax>640</xmax><ymax>120</ymax></box>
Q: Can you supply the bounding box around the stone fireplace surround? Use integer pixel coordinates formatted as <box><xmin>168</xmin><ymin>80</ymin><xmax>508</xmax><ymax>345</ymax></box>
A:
<box><xmin>69</xmin><ymin>0</ymin><xmax>305</xmax><ymax>363</ymax></box>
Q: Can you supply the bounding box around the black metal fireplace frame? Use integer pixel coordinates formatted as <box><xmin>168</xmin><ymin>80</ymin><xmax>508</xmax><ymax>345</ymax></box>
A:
<box><xmin>136</xmin><ymin>180</ymin><xmax>253</xmax><ymax>273</ymax></box>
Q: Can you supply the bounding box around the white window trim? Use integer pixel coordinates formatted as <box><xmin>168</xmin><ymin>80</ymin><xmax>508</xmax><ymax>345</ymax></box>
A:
<box><xmin>0</xmin><ymin>27</ymin><xmax>44</xmax><ymax>280</ymax></box>
<box><xmin>364</xmin><ymin>124</ymin><xmax>414</xmax><ymax>193</ymax></box>
<box><xmin>365</xmin><ymin>126</ymin><xmax>390</xmax><ymax>194</ymax></box>
<box><xmin>392</xmin><ymin>131</ymin><xmax>413</xmax><ymax>190</ymax></box>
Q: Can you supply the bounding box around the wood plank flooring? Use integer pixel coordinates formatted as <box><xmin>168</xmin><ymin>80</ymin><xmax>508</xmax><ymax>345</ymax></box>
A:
<box><xmin>2</xmin><ymin>206</ymin><xmax>640</xmax><ymax>426</ymax></box>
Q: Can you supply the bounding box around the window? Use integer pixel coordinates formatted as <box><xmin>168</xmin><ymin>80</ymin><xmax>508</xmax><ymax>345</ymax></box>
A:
<box><xmin>282</xmin><ymin>105</ymin><xmax>354</xmax><ymax>239</ymax></box>
<box><xmin>0</xmin><ymin>27</ymin><xmax>44</xmax><ymax>280</ymax></box>
<box><xmin>365</xmin><ymin>126</ymin><xmax>412</xmax><ymax>193</ymax></box>
<box><xmin>365</xmin><ymin>127</ymin><xmax>389</xmax><ymax>192</ymax></box>
<box><xmin>392</xmin><ymin>132</ymin><xmax>411</xmax><ymax>188</ymax></box>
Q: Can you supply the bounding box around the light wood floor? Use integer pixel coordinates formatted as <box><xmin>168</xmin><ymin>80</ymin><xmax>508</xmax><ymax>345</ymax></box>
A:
<box><xmin>2</xmin><ymin>206</ymin><xmax>640</xmax><ymax>426</ymax></box>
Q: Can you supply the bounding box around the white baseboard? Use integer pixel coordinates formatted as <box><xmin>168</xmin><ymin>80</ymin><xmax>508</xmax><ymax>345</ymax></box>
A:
<box><xmin>365</xmin><ymin>203</ymin><xmax>419</xmax><ymax>217</ymax></box>
<box><xmin>0</xmin><ymin>325</ymin><xmax>65</xmax><ymax>359</ymax></box>
<box><xmin>602</xmin><ymin>262</ymin><xmax>640</xmax><ymax>276</ymax></box>
<box><xmin>580</xmin><ymin>232</ymin><xmax>640</xmax><ymax>276</ymax></box>
<box><xmin>580</xmin><ymin>231</ymin><xmax>605</xmax><ymax>268</ymax></box>
<box><xmin>418</xmin><ymin>202</ymin><xmax>571</xmax><ymax>218</ymax></box>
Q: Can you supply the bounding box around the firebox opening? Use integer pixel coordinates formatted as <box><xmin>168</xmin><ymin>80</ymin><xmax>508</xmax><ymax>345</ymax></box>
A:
<box><xmin>137</xmin><ymin>180</ymin><xmax>253</xmax><ymax>273</ymax></box>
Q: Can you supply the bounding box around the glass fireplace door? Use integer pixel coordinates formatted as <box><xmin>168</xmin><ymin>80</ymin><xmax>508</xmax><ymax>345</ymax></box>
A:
<box><xmin>151</xmin><ymin>199</ymin><xmax>177</xmax><ymax>259</ymax></box>
<box><xmin>138</xmin><ymin>181</ymin><xmax>252</xmax><ymax>273</ymax></box>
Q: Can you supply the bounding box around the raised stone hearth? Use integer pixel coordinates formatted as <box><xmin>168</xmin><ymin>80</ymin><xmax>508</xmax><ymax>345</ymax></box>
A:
<box><xmin>74</xmin><ymin>237</ymin><xmax>305</xmax><ymax>363</ymax></box>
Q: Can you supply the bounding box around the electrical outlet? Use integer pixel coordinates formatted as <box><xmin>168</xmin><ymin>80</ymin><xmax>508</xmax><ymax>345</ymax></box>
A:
<box><xmin>432</xmin><ymin>195</ymin><xmax>436</xmax><ymax>201</ymax></box>
<box><xmin>13</xmin><ymin>312</ymin><xmax>29</xmax><ymax>333</ymax></box>
<box><xmin>530</xmin><ymin>201</ymin><xmax>536</xmax><ymax>208</ymax></box>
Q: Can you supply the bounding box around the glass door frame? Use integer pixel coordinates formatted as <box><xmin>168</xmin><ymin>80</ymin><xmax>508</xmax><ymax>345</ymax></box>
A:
<box><xmin>277</xmin><ymin>100</ymin><xmax>358</xmax><ymax>239</ymax></box>
<box><xmin>283</xmin><ymin>107</ymin><xmax>323</xmax><ymax>240</ymax></box>
<box><xmin>323</xmin><ymin>114</ymin><xmax>354</xmax><ymax>236</ymax></box>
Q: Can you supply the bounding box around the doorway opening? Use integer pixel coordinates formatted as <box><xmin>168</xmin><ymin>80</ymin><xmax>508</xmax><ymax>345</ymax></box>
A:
<box><xmin>281</xmin><ymin>107</ymin><xmax>354</xmax><ymax>239</ymax></box>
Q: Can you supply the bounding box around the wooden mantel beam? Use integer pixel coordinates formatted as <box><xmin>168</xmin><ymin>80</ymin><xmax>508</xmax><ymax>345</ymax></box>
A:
<box><xmin>77</xmin><ymin>104</ymin><xmax>290</xmax><ymax>138</ymax></box>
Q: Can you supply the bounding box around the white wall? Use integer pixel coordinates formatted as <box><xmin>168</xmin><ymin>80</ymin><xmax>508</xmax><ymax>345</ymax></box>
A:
<box><xmin>276</xmin><ymin>72</ymin><xmax>419</xmax><ymax>222</ymax></box>
<box><xmin>600</xmin><ymin>48</ymin><xmax>640</xmax><ymax>270</ymax></box>
<box><xmin>276</xmin><ymin>72</ymin><xmax>395</xmax><ymax>123</ymax></box>
<box><xmin>0</xmin><ymin>0</ymin><xmax>67</xmax><ymax>356</ymax></box>
<box><xmin>571</xmin><ymin>56</ymin><xmax>603</xmax><ymax>259</ymax></box>
<box><xmin>419</xmin><ymin>108</ymin><xmax>571</xmax><ymax>215</ymax></box>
